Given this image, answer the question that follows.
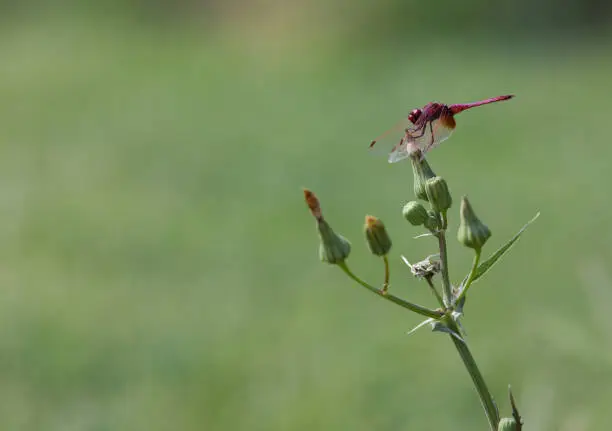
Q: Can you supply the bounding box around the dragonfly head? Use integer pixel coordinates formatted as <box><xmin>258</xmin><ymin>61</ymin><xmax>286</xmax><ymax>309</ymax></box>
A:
<box><xmin>408</xmin><ymin>108</ymin><xmax>422</xmax><ymax>124</ymax></box>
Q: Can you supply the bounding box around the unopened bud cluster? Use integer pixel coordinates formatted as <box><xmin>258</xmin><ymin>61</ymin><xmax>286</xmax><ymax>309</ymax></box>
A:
<box><xmin>406</xmin><ymin>152</ymin><xmax>492</xmax><ymax>252</ymax></box>
<box><xmin>411</xmin><ymin>152</ymin><xmax>436</xmax><ymax>201</ymax></box>
<box><xmin>407</xmin><ymin>151</ymin><xmax>452</xmax><ymax>216</ymax></box>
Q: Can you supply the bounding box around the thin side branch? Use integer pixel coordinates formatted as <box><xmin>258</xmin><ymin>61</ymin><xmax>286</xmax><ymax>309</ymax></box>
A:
<box><xmin>338</xmin><ymin>262</ymin><xmax>443</xmax><ymax>319</ymax></box>
<box><xmin>437</xmin><ymin>230</ymin><xmax>453</xmax><ymax>305</ymax></box>
<box><xmin>382</xmin><ymin>255</ymin><xmax>390</xmax><ymax>294</ymax></box>
<box><xmin>425</xmin><ymin>277</ymin><xmax>445</xmax><ymax>308</ymax></box>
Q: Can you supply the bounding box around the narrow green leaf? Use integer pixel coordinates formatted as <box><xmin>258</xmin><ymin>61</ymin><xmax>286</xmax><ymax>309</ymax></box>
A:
<box><xmin>470</xmin><ymin>212</ymin><xmax>540</xmax><ymax>284</ymax></box>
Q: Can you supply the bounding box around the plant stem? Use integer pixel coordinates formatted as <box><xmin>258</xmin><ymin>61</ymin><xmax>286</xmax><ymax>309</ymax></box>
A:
<box><xmin>425</xmin><ymin>277</ymin><xmax>445</xmax><ymax>308</ymax></box>
<box><xmin>338</xmin><ymin>262</ymin><xmax>442</xmax><ymax>319</ymax></box>
<box><xmin>437</xmin><ymin>229</ymin><xmax>453</xmax><ymax>306</ymax></box>
<box><xmin>447</xmin><ymin>320</ymin><xmax>499</xmax><ymax>430</ymax></box>
<box><xmin>456</xmin><ymin>249</ymin><xmax>481</xmax><ymax>304</ymax></box>
<box><xmin>382</xmin><ymin>255</ymin><xmax>390</xmax><ymax>294</ymax></box>
<box><xmin>436</xmin><ymin>216</ymin><xmax>497</xmax><ymax>428</ymax></box>
<box><xmin>441</xmin><ymin>210</ymin><xmax>448</xmax><ymax>230</ymax></box>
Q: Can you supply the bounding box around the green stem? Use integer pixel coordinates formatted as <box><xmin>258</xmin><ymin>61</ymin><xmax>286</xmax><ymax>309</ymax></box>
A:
<box><xmin>435</xmin><ymin>214</ymin><xmax>496</xmax><ymax>428</ymax></box>
<box><xmin>437</xmin><ymin>229</ymin><xmax>452</xmax><ymax>306</ymax></box>
<box><xmin>447</xmin><ymin>320</ymin><xmax>499</xmax><ymax>430</ymax></box>
<box><xmin>425</xmin><ymin>277</ymin><xmax>445</xmax><ymax>308</ymax></box>
<box><xmin>338</xmin><ymin>262</ymin><xmax>442</xmax><ymax>319</ymax></box>
<box><xmin>456</xmin><ymin>249</ymin><xmax>481</xmax><ymax>305</ymax></box>
<box><xmin>382</xmin><ymin>255</ymin><xmax>390</xmax><ymax>294</ymax></box>
<box><xmin>441</xmin><ymin>210</ymin><xmax>448</xmax><ymax>230</ymax></box>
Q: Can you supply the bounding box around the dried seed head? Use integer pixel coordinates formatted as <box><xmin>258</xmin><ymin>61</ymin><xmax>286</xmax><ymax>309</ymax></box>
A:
<box><xmin>404</xmin><ymin>255</ymin><xmax>441</xmax><ymax>279</ymax></box>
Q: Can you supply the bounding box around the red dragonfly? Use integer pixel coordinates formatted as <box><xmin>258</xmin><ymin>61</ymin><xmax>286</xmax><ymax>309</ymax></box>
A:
<box><xmin>370</xmin><ymin>95</ymin><xmax>514</xmax><ymax>163</ymax></box>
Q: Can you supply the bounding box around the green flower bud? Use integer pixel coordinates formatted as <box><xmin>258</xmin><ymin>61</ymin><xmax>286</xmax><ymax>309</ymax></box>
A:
<box><xmin>410</xmin><ymin>153</ymin><xmax>436</xmax><ymax>201</ymax></box>
<box><xmin>457</xmin><ymin>196</ymin><xmax>491</xmax><ymax>251</ymax></box>
<box><xmin>364</xmin><ymin>215</ymin><xmax>392</xmax><ymax>256</ymax></box>
<box><xmin>497</xmin><ymin>417</ymin><xmax>518</xmax><ymax>431</ymax></box>
<box><xmin>303</xmin><ymin>189</ymin><xmax>351</xmax><ymax>265</ymax></box>
<box><xmin>423</xmin><ymin>210</ymin><xmax>441</xmax><ymax>231</ymax></box>
<box><xmin>402</xmin><ymin>201</ymin><xmax>428</xmax><ymax>226</ymax></box>
<box><xmin>318</xmin><ymin>219</ymin><xmax>351</xmax><ymax>264</ymax></box>
<box><xmin>425</xmin><ymin>176</ymin><xmax>452</xmax><ymax>213</ymax></box>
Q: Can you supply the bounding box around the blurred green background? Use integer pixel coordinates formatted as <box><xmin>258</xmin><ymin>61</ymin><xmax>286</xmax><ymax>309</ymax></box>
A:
<box><xmin>1</xmin><ymin>1</ymin><xmax>611</xmax><ymax>430</ymax></box>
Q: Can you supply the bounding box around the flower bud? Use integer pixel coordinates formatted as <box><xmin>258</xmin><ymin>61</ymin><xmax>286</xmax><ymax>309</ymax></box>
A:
<box><xmin>364</xmin><ymin>215</ymin><xmax>392</xmax><ymax>256</ymax></box>
<box><xmin>410</xmin><ymin>152</ymin><xmax>436</xmax><ymax>201</ymax></box>
<box><xmin>402</xmin><ymin>201</ymin><xmax>428</xmax><ymax>226</ymax></box>
<box><xmin>457</xmin><ymin>196</ymin><xmax>491</xmax><ymax>250</ymax></box>
<box><xmin>318</xmin><ymin>219</ymin><xmax>351</xmax><ymax>264</ymax></box>
<box><xmin>303</xmin><ymin>189</ymin><xmax>351</xmax><ymax>264</ymax></box>
<box><xmin>424</xmin><ymin>210</ymin><xmax>441</xmax><ymax>231</ymax></box>
<box><xmin>497</xmin><ymin>417</ymin><xmax>518</xmax><ymax>431</ymax></box>
<box><xmin>425</xmin><ymin>176</ymin><xmax>452</xmax><ymax>213</ymax></box>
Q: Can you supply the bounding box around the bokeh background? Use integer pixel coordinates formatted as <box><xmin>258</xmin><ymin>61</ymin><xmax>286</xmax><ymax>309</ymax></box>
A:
<box><xmin>1</xmin><ymin>1</ymin><xmax>612</xmax><ymax>429</ymax></box>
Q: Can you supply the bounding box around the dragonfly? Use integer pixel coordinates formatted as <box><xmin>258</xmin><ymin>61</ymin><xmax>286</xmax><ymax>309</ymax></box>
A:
<box><xmin>369</xmin><ymin>95</ymin><xmax>514</xmax><ymax>163</ymax></box>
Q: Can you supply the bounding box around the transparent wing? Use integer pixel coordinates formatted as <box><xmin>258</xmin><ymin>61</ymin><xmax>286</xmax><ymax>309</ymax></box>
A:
<box><xmin>368</xmin><ymin>116</ymin><xmax>413</xmax><ymax>158</ymax></box>
<box><xmin>420</xmin><ymin>116</ymin><xmax>455</xmax><ymax>154</ymax></box>
<box><xmin>388</xmin><ymin>116</ymin><xmax>455</xmax><ymax>163</ymax></box>
<box><xmin>387</xmin><ymin>138</ymin><xmax>419</xmax><ymax>163</ymax></box>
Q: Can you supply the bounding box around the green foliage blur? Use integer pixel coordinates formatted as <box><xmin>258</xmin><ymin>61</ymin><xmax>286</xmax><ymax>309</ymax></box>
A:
<box><xmin>1</xmin><ymin>2</ymin><xmax>612</xmax><ymax>430</ymax></box>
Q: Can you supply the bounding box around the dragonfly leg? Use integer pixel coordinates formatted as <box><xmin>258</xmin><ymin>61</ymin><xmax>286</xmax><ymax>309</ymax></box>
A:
<box><xmin>422</xmin><ymin>121</ymin><xmax>435</xmax><ymax>153</ymax></box>
<box><xmin>409</xmin><ymin>125</ymin><xmax>427</xmax><ymax>139</ymax></box>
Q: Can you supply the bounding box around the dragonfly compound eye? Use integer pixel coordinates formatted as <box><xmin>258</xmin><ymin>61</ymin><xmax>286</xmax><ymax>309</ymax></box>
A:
<box><xmin>408</xmin><ymin>109</ymin><xmax>422</xmax><ymax>123</ymax></box>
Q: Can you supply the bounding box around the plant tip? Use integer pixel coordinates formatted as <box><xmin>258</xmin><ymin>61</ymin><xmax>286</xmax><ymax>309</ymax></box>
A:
<box><xmin>303</xmin><ymin>188</ymin><xmax>322</xmax><ymax>221</ymax></box>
